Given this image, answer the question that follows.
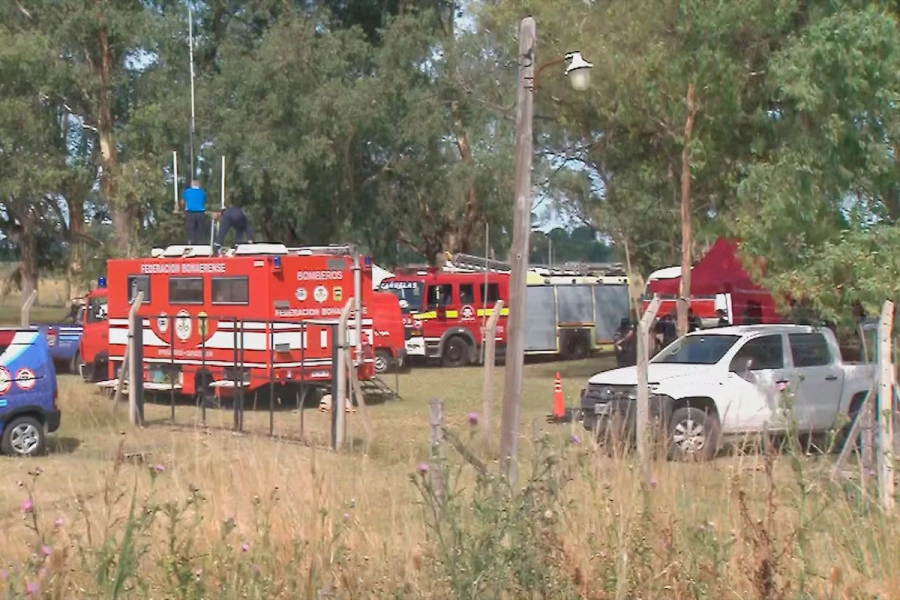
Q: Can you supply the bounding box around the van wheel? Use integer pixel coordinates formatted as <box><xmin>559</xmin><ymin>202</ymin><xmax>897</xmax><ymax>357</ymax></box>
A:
<box><xmin>1</xmin><ymin>416</ymin><xmax>46</xmax><ymax>457</ymax></box>
<box><xmin>442</xmin><ymin>336</ymin><xmax>470</xmax><ymax>368</ymax></box>
<box><xmin>374</xmin><ymin>350</ymin><xmax>393</xmax><ymax>374</ymax></box>
<box><xmin>667</xmin><ymin>407</ymin><xmax>720</xmax><ymax>461</ymax></box>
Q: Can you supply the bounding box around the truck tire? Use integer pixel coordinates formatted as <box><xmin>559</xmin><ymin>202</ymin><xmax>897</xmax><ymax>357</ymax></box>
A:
<box><xmin>667</xmin><ymin>406</ymin><xmax>720</xmax><ymax>461</ymax></box>
<box><xmin>442</xmin><ymin>336</ymin><xmax>470</xmax><ymax>368</ymax></box>
<box><xmin>374</xmin><ymin>349</ymin><xmax>393</xmax><ymax>374</ymax></box>
<box><xmin>1</xmin><ymin>416</ymin><xmax>46</xmax><ymax>457</ymax></box>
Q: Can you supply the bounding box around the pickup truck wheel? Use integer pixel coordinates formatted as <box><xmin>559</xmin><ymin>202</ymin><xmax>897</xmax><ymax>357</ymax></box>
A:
<box><xmin>1</xmin><ymin>416</ymin><xmax>46</xmax><ymax>457</ymax></box>
<box><xmin>668</xmin><ymin>407</ymin><xmax>720</xmax><ymax>462</ymax></box>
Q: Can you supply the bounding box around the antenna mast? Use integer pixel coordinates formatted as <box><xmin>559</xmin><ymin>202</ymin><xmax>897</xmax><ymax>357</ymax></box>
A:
<box><xmin>188</xmin><ymin>6</ymin><xmax>196</xmax><ymax>179</ymax></box>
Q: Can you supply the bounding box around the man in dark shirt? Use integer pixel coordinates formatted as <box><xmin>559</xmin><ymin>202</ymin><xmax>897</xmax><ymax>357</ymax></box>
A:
<box><xmin>213</xmin><ymin>203</ymin><xmax>254</xmax><ymax>255</ymax></box>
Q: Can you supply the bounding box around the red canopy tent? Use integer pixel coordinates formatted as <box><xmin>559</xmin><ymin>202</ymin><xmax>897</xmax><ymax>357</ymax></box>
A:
<box><xmin>647</xmin><ymin>239</ymin><xmax>783</xmax><ymax>324</ymax></box>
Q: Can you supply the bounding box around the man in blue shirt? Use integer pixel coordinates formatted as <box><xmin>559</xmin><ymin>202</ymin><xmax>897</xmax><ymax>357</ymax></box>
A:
<box><xmin>180</xmin><ymin>179</ymin><xmax>207</xmax><ymax>245</ymax></box>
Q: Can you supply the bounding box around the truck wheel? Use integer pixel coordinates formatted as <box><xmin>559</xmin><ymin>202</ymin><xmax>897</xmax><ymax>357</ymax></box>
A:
<box><xmin>667</xmin><ymin>407</ymin><xmax>720</xmax><ymax>461</ymax></box>
<box><xmin>69</xmin><ymin>349</ymin><xmax>81</xmax><ymax>375</ymax></box>
<box><xmin>442</xmin><ymin>336</ymin><xmax>470</xmax><ymax>368</ymax></box>
<box><xmin>374</xmin><ymin>349</ymin><xmax>393</xmax><ymax>374</ymax></box>
<box><xmin>1</xmin><ymin>416</ymin><xmax>46</xmax><ymax>457</ymax></box>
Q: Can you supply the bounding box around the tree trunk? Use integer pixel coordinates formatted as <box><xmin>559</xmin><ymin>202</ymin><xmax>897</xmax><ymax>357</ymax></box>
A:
<box><xmin>97</xmin><ymin>25</ymin><xmax>132</xmax><ymax>255</ymax></box>
<box><xmin>67</xmin><ymin>196</ymin><xmax>87</xmax><ymax>297</ymax></box>
<box><xmin>677</xmin><ymin>83</ymin><xmax>697</xmax><ymax>337</ymax></box>
<box><xmin>19</xmin><ymin>211</ymin><xmax>39</xmax><ymax>307</ymax></box>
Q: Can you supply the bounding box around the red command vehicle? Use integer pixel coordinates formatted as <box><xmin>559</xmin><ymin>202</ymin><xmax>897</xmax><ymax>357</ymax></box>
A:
<box><xmin>79</xmin><ymin>279</ymin><xmax>406</xmax><ymax>381</ymax></box>
<box><xmin>94</xmin><ymin>243</ymin><xmax>381</xmax><ymax>398</ymax></box>
<box><xmin>641</xmin><ymin>265</ymin><xmax>721</xmax><ymax>326</ymax></box>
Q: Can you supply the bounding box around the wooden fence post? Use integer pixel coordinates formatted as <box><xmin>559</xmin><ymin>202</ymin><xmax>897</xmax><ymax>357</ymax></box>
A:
<box><xmin>429</xmin><ymin>397</ymin><xmax>445</xmax><ymax>505</ymax></box>
<box><xmin>332</xmin><ymin>300</ymin><xmax>354</xmax><ymax>451</ymax></box>
<box><xmin>482</xmin><ymin>300</ymin><xmax>504</xmax><ymax>454</ymax></box>
<box><xmin>637</xmin><ymin>294</ymin><xmax>662</xmax><ymax>482</ymax></box>
<box><xmin>20</xmin><ymin>290</ymin><xmax>37</xmax><ymax>327</ymax></box>
<box><xmin>878</xmin><ymin>301</ymin><xmax>894</xmax><ymax>511</ymax></box>
<box><xmin>128</xmin><ymin>304</ymin><xmax>144</xmax><ymax>427</ymax></box>
<box><xmin>114</xmin><ymin>291</ymin><xmax>143</xmax><ymax>407</ymax></box>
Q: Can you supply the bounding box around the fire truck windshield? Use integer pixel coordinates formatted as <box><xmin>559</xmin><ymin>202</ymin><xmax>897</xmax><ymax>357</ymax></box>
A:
<box><xmin>378</xmin><ymin>280</ymin><xmax>424</xmax><ymax>313</ymax></box>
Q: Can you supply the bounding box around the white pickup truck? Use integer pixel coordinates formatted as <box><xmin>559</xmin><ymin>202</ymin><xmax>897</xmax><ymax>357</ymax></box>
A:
<box><xmin>581</xmin><ymin>324</ymin><xmax>873</xmax><ymax>460</ymax></box>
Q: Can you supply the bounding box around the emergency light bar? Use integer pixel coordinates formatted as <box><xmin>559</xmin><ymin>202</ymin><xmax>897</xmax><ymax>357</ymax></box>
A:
<box><xmin>97</xmin><ymin>276</ymin><xmax>107</xmax><ymax>289</ymax></box>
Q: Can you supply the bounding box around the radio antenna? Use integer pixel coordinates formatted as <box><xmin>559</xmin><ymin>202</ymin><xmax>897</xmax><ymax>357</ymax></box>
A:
<box><xmin>188</xmin><ymin>5</ymin><xmax>196</xmax><ymax>179</ymax></box>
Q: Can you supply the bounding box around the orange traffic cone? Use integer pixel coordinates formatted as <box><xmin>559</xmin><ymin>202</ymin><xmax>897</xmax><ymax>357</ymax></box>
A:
<box><xmin>552</xmin><ymin>371</ymin><xmax>566</xmax><ymax>419</ymax></box>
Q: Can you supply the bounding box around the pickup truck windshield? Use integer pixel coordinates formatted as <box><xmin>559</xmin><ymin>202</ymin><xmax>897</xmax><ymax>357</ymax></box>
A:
<box><xmin>652</xmin><ymin>334</ymin><xmax>741</xmax><ymax>365</ymax></box>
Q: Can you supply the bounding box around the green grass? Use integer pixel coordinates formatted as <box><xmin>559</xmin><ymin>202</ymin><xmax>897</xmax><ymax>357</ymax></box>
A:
<box><xmin>0</xmin><ymin>278</ymin><xmax>898</xmax><ymax>597</ymax></box>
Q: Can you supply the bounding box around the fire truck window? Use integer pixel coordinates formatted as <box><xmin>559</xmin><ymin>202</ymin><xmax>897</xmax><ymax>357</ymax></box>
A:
<box><xmin>87</xmin><ymin>298</ymin><xmax>108</xmax><ymax>324</ymax></box>
<box><xmin>426</xmin><ymin>284</ymin><xmax>453</xmax><ymax>309</ymax></box>
<box><xmin>212</xmin><ymin>277</ymin><xmax>250</xmax><ymax>305</ymax></box>
<box><xmin>169</xmin><ymin>277</ymin><xmax>205</xmax><ymax>305</ymax></box>
<box><xmin>459</xmin><ymin>284</ymin><xmax>475</xmax><ymax>305</ymax></box>
<box><xmin>480</xmin><ymin>283</ymin><xmax>500</xmax><ymax>304</ymax></box>
<box><xmin>127</xmin><ymin>276</ymin><xmax>151</xmax><ymax>304</ymax></box>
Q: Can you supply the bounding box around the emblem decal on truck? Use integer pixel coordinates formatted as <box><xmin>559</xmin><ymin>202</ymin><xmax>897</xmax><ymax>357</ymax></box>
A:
<box><xmin>175</xmin><ymin>310</ymin><xmax>192</xmax><ymax>341</ymax></box>
<box><xmin>158</xmin><ymin>312</ymin><xmax>169</xmax><ymax>334</ymax></box>
<box><xmin>314</xmin><ymin>285</ymin><xmax>328</xmax><ymax>303</ymax></box>
<box><xmin>0</xmin><ymin>367</ymin><xmax>11</xmax><ymax>395</ymax></box>
<box><xmin>460</xmin><ymin>305</ymin><xmax>475</xmax><ymax>321</ymax></box>
<box><xmin>295</xmin><ymin>287</ymin><xmax>307</xmax><ymax>302</ymax></box>
<box><xmin>333</xmin><ymin>286</ymin><xmax>343</xmax><ymax>302</ymax></box>
<box><xmin>15</xmin><ymin>368</ymin><xmax>35</xmax><ymax>391</ymax></box>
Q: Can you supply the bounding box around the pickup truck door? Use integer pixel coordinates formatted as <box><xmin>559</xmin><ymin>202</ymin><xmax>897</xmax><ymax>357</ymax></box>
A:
<box><xmin>787</xmin><ymin>332</ymin><xmax>843</xmax><ymax>432</ymax></box>
<box><xmin>725</xmin><ymin>333</ymin><xmax>789</xmax><ymax>432</ymax></box>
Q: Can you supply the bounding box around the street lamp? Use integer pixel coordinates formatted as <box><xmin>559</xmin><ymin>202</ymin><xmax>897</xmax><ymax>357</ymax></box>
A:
<box><xmin>500</xmin><ymin>16</ymin><xmax>593</xmax><ymax>486</ymax></box>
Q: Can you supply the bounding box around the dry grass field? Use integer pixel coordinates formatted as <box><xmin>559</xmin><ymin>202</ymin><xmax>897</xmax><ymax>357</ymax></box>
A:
<box><xmin>0</xmin><ymin>275</ymin><xmax>897</xmax><ymax>597</ymax></box>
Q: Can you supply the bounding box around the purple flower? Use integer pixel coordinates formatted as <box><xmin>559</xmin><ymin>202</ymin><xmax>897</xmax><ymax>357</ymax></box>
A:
<box><xmin>418</xmin><ymin>463</ymin><xmax>429</xmax><ymax>475</ymax></box>
<box><xmin>776</xmin><ymin>381</ymin><xmax>788</xmax><ymax>393</ymax></box>
<box><xmin>54</xmin><ymin>516</ymin><xmax>64</xmax><ymax>528</ymax></box>
<box><xmin>241</xmin><ymin>541</ymin><xmax>250</xmax><ymax>553</ymax></box>
<box><xmin>26</xmin><ymin>581</ymin><xmax>39</xmax><ymax>596</ymax></box>
<box><xmin>570</xmin><ymin>434</ymin><xmax>581</xmax><ymax>444</ymax></box>
<box><xmin>40</xmin><ymin>545</ymin><xmax>51</xmax><ymax>558</ymax></box>
<box><xmin>0</xmin><ymin>570</ymin><xmax>8</xmax><ymax>582</ymax></box>
<box><xmin>649</xmin><ymin>477</ymin><xmax>658</xmax><ymax>488</ymax></box>
<box><xmin>22</xmin><ymin>499</ymin><xmax>33</xmax><ymax>513</ymax></box>
<box><xmin>154</xmin><ymin>464</ymin><xmax>166</xmax><ymax>473</ymax></box>
<box><xmin>343</xmin><ymin>513</ymin><xmax>350</xmax><ymax>521</ymax></box>
<box><xmin>467</xmin><ymin>412</ymin><xmax>479</xmax><ymax>426</ymax></box>
<box><xmin>195</xmin><ymin>569</ymin><xmax>203</xmax><ymax>578</ymax></box>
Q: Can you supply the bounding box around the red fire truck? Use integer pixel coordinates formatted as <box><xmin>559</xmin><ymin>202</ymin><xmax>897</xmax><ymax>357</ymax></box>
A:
<box><xmin>379</xmin><ymin>253</ymin><xmax>631</xmax><ymax>367</ymax></box>
<box><xmin>82</xmin><ymin>243</ymin><xmax>399</xmax><ymax>399</ymax></box>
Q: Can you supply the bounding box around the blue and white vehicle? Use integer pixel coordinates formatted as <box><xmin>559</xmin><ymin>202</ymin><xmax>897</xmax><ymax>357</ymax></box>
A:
<box><xmin>0</xmin><ymin>328</ymin><xmax>61</xmax><ymax>457</ymax></box>
<box><xmin>34</xmin><ymin>301</ymin><xmax>86</xmax><ymax>374</ymax></box>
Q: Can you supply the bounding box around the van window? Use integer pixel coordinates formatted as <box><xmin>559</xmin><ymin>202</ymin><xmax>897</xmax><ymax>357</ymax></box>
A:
<box><xmin>169</xmin><ymin>277</ymin><xmax>204</xmax><ymax>305</ymax></box>
<box><xmin>789</xmin><ymin>333</ymin><xmax>832</xmax><ymax>367</ymax></box>
<box><xmin>459</xmin><ymin>284</ymin><xmax>475</xmax><ymax>305</ymax></box>
<box><xmin>480</xmin><ymin>282</ymin><xmax>500</xmax><ymax>304</ymax></box>
<box><xmin>127</xmin><ymin>276</ymin><xmax>151</xmax><ymax>304</ymax></box>
<box><xmin>212</xmin><ymin>277</ymin><xmax>250</xmax><ymax>305</ymax></box>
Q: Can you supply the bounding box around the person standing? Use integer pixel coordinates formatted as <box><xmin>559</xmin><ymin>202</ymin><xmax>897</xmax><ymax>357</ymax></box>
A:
<box><xmin>213</xmin><ymin>202</ymin><xmax>254</xmax><ymax>255</ymax></box>
<box><xmin>181</xmin><ymin>179</ymin><xmax>207</xmax><ymax>246</ymax></box>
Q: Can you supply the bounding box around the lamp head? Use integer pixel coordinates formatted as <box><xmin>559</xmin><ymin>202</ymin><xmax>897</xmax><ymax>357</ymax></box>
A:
<box><xmin>565</xmin><ymin>51</ymin><xmax>593</xmax><ymax>91</ymax></box>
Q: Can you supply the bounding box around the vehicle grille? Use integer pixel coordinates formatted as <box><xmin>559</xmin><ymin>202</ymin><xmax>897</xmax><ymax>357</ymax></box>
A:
<box><xmin>583</xmin><ymin>383</ymin><xmax>636</xmax><ymax>407</ymax></box>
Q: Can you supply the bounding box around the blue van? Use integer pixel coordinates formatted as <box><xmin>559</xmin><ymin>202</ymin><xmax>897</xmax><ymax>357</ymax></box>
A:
<box><xmin>0</xmin><ymin>328</ymin><xmax>60</xmax><ymax>457</ymax></box>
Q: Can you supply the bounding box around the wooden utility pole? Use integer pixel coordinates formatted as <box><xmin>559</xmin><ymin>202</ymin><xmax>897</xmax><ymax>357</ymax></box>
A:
<box><xmin>499</xmin><ymin>16</ymin><xmax>536</xmax><ymax>487</ymax></box>
<box><xmin>677</xmin><ymin>83</ymin><xmax>697</xmax><ymax>337</ymax></box>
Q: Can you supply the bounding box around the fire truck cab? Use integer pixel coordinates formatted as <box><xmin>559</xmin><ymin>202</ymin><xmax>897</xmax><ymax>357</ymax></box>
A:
<box><xmin>93</xmin><ymin>243</ymin><xmax>386</xmax><ymax>400</ymax></box>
